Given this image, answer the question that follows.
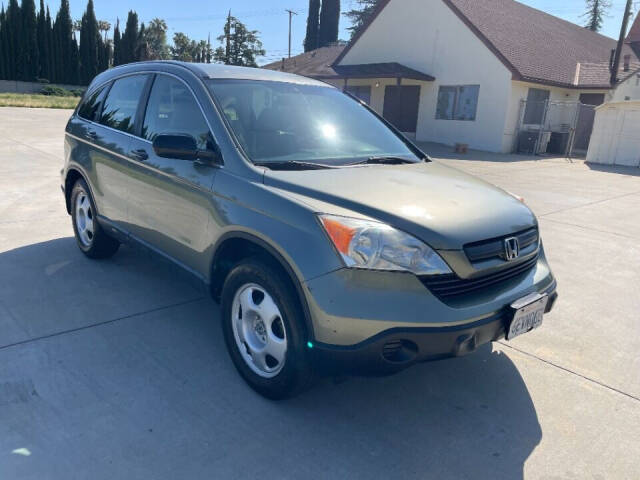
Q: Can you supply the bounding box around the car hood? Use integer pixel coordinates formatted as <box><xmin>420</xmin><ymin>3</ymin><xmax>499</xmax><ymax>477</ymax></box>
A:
<box><xmin>263</xmin><ymin>161</ymin><xmax>536</xmax><ymax>250</ymax></box>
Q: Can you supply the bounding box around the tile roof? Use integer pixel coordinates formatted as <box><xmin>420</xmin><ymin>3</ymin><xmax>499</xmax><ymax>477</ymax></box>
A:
<box><xmin>263</xmin><ymin>47</ymin><xmax>435</xmax><ymax>82</ymax></box>
<box><xmin>262</xmin><ymin>46</ymin><xmax>345</xmax><ymax>79</ymax></box>
<box><xmin>334</xmin><ymin>0</ymin><xmax>640</xmax><ymax>89</ymax></box>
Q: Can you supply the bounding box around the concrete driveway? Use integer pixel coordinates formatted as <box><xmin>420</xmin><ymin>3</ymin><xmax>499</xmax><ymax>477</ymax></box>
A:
<box><xmin>1</xmin><ymin>107</ymin><xmax>638</xmax><ymax>479</ymax></box>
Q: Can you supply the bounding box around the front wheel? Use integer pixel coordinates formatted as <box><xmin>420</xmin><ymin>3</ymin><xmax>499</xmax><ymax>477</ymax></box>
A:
<box><xmin>221</xmin><ymin>258</ymin><xmax>314</xmax><ymax>399</ymax></box>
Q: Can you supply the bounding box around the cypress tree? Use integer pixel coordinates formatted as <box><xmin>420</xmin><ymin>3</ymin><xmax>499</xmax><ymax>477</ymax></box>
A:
<box><xmin>45</xmin><ymin>6</ymin><xmax>54</xmax><ymax>82</ymax></box>
<box><xmin>136</xmin><ymin>22</ymin><xmax>148</xmax><ymax>61</ymax></box>
<box><xmin>113</xmin><ymin>18</ymin><xmax>121</xmax><ymax>66</ymax></box>
<box><xmin>37</xmin><ymin>0</ymin><xmax>49</xmax><ymax>80</ymax></box>
<box><xmin>319</xmin><ymin>0</ymin><xmax>340</xmax><ymax>47</ymax></box>
<box><xmin>6</xmin><ymin>0</ymin><xmax>20</xmax><ymax>80</ymax></box>
<box><xmin>120</xmin><ymin>11</ymin><xmax>138</xmax><ymax>65</ymax></box>
<box><xmin>19</xmin><ymin>0</ymin><xmax>38</xmax><ymax>80</ymax></box>
<box><xmin>0</xmin><ymin>6</ymin><xmax>6</xmax><ymax>79</ymax></box>
<box><xmin>54</xmin><ymin>0</ymin><xmax>74</xmax><ymax>83</ymax></box>
<box><xmin>70</xmin><ymin>32</ymin><xmax>79</xmax><ymax>84</ymax></box>
<box><xmin>304</xmin><ymin>0</ymin><xmax>320</xmax><ymax>52</ymax></box>
<box><xmin>79</xmin><ymin>0</ymin><xmax>100</xmax><ymax>84</ymax></box>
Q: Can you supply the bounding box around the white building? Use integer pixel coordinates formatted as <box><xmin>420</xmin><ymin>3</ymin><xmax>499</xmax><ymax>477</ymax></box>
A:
<box><xmin>265</xmin><ymin>0</ymin><xmax>640</xmax><ymax>155</ymax></box>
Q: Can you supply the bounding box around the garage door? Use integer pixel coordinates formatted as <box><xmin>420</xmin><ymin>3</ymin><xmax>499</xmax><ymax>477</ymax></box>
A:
<box><xmin>587</xmin><ymin>103</ymin><xmax>640</xmax><ymax>167</ymax></box>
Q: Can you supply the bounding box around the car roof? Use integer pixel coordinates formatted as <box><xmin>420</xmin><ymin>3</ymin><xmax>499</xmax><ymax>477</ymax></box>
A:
<box><xmin>92</xmin><ymin>60</ymin><xmax>332</xmax><ymax>88</ymax></box>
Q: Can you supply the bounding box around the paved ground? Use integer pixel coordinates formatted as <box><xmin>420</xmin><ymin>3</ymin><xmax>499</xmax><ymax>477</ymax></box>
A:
<box><xmin>0</xmin><ymin>107</ymin><xmax>638</xmax><ymax>479</ymax></box>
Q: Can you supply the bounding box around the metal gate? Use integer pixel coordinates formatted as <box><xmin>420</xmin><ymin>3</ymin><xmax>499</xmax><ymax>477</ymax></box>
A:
<box><xmin>513</xmin><ymin>99</ymin><xmax>596</xmax><ymax>158</ymax></box>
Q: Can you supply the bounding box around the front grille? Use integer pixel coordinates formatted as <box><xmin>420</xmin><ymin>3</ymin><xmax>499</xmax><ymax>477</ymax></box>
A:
<box><xmin>421</xmin><ymin>253</ymin><xmax>539</xmax><ymax>300</ymax></box>
<box><xmin>465</xmin><ymin>227</ymin><xmax>539</xmax><ymax>263</ymax></box>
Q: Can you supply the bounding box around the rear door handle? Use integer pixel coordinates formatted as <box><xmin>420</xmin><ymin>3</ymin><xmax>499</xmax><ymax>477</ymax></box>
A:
<box><xmin>86</xmin><ymin>130</ymin><xmax>98</xmax><ymax>140</ymax></box>
<box><xmin>130</xmin><ymin>149</ymin><xmax>149</xmax><ymax>161</ymax></box>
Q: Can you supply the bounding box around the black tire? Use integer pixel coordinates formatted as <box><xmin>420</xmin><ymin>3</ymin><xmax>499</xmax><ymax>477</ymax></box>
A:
<box><xmin>221</xmin><ymin>258</ymin><xmax>314</xmax><ymax>400</ymax></box>
<box><xmin>70</xmin><ymin>178</ymin><xmax>120</xmax><ymax>259</ymax></box>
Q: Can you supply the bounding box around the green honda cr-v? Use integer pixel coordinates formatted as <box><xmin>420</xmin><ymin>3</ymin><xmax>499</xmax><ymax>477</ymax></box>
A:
<box><xmin>62</xmin><ymin>61</ymin><xmax>557</xmax><ymax>399</ymax></box>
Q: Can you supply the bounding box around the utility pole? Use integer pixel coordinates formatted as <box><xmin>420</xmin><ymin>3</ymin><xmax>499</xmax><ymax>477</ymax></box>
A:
<box><xmin>285</xmin><ymin>9</ymin><xmax>298</xmax><ymax>58</ymax></box>
<box><xmin>611</xmin><ymin>0</ymin><xmax>634</xmax><ymax>84</ymax></box>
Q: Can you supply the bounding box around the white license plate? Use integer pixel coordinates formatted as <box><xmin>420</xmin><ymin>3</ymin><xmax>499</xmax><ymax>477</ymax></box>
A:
<box><xmin>506</xmin><ymin>294</ymin><xmax>548</xmax><ymax>340</ymax></box>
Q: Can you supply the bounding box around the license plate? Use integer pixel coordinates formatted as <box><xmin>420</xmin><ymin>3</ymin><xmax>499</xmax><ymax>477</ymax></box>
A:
<box><xmin>506</xmin><ymin>293</ymin><xmax>548</xmax><ymax>340</ymax></box>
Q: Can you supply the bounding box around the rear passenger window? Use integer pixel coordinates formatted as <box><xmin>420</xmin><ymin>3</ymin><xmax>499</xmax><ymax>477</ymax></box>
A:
<box><xmin>142</xmin><ymin>75</ymin><xmax>213</xmax><ymax>151</ymax></box>
<box><xmin>99</xmin><ymin>75</ymin><xmax>149</xmax><ymax>134</ymax></box>
<box><xmin>77</xmin><ymin>85</ymin><xmax>107</xmax><ymax>121</ymax></box>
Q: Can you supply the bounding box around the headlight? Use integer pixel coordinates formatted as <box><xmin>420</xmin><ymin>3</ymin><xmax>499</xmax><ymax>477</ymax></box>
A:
<box><xmin>319</xmin><ymin>214</ymin><xmax>452</xmax><ymax>275</ymax></box>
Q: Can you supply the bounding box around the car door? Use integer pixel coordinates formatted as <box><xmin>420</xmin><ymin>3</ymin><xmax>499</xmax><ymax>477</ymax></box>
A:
<box><xmin>85</xmin><ymin>74</ymin><xmax>151</xmax><ymax>226</ymax></box>
<box><xmin>126</xmin><ymin>73</ymin><xmax>220</xmax><ymax>277</ymax></box>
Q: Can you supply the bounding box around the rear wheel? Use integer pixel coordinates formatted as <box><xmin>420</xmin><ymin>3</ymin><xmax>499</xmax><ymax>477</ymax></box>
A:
<box><xmin>221</xmin><ymin>258</ymin><xmax>314</xmax><ymax>399</ymax></box>
<box><xmin>70</xmin><ymin>179</ymin><xmax>120</xmax><ymax>259</ymax></box>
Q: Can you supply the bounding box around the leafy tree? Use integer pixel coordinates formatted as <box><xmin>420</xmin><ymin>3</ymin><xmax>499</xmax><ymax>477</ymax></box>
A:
<box><xmin>79</xmin><ymin>0</ymin><xmax>100</xmax><ymax>84</ymax></box>
<box><xmin>304</xmin><ymin>0</ymin><xmax>320</xmax><ymax>52</ymax></box>
<box><xmin>318</xmin><ymin>0</ymin><xmax>340</xmax><ymax>47</ymax></box>
<box><xmin>343</xmin><ymin>0</ymin><xmax>379</xmax><ymax>38</ymax></box>
<box><xmin>213</xmin><ymin>13</ymin><xmax>265</xmax><ymax>67</ymax></box>
<box><xmin>145</xmin><ymin>18</ymin><xmax>170</xmax><ymax>60</ymax></box>
<box><xmin>171</xmin><ymin>32</ymin><xmax>196</xmax><ymax>61</ymax></box>
<box><xmin>97</xmin><ymin>20</ymin><xmax>110</xmax><ymax>40</ymax></box>
<box><xmin>582</xmin><ymin>0</ymin><xmax>612</xmax><ymax>32</ymax></box>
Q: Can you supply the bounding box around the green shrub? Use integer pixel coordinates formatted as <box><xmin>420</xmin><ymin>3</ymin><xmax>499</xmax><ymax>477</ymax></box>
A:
<box><xmin>40</xmin><ymin>85</ymin><xmax>85</xmax><ymax>97</ymax></box>
<box><xmin>41</xmin><ymin>85</ymin><xmax>69</xmax><ymax>96</ymax></box>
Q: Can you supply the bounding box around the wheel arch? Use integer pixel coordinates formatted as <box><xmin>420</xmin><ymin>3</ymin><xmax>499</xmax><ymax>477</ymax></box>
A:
<box><xmin>210</xmin><ymin>231</ymin><xmax>316</xmax><ymax>342</ymax></box>
<box><xmin>64</xmin><ymin>167</ymin><xmax>90</xmax><ymax>214</ymax></box>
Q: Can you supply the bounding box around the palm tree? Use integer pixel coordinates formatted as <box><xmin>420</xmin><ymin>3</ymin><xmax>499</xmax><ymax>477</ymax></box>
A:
<box><xmin>98</xmin><ymin>20</ymin><xmax>111</xmax><ymax>41</ymax></box>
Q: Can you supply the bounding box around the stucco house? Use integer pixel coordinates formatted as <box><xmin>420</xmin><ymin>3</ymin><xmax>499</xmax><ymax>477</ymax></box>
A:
<box><xmin>265</xmin><ymin>0</ymin><xmax>640</xmax><ymax>154</ymax></box>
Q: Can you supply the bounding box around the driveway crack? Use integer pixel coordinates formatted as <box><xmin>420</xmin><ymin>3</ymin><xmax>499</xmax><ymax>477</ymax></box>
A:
<box><xmin>0</xmin><ymin>296</ymin><xmax>206</xmax><ymax>351</ymax></box>
<box><xmin>498</xmin><ymin>341</ymin><xmax>640</xmax><ymax>403</ymax></box>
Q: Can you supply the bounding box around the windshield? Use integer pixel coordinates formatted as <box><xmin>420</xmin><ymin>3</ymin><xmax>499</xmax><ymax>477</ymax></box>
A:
<box><xmin>206</xmin><ymin>79</ymin><xmax>421</xmax><ymax>166</ymax></box>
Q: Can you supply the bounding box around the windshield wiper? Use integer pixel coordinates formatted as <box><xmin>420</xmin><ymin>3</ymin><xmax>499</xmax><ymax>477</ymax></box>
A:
<box><xmin>348</xmin><ymin>156</ymin><xmax>420</xmax><ymax>166</ymax></box>
<box><xmin>254</xmin><ymin>160</ymin><xmax>334</xmax><ymax>170</ymax></box>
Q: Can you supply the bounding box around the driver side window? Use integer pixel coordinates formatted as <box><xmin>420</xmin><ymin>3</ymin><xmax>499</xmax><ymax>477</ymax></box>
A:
<box><xmin>143</xmin><ymin>75</ymin><xmax>213</xmax><ymax>151</ymax></box>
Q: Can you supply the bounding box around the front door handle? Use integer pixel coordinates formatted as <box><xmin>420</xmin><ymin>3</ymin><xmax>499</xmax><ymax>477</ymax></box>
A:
<box><xmin>130</xmin><ymin>149</ymin><xmax>149</xmax><ymax>161</ymax></box>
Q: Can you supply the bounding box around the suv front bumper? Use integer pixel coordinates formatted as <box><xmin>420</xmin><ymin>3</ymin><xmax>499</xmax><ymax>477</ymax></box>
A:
<box><xmin>302</xmin><ymin>247</ymin><xmax>557</xmax><ymax>375</ymax></box>
<box><xmin>310</xmin><ymin>285</ymin><xmax>557</xmax><ymax>375</ymax></box>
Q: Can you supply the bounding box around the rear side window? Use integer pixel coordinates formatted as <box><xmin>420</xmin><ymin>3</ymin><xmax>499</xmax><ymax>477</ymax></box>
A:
<box><xmin>99</xmin><ymin>75</ymin><xmax>149</xmax><ymax>134</ymax></box>
<box><xmin>77</xmin><ymin>85</ymin><xmax>107</xmax><ymax>121</ymax></box>
<box><xmin>142</xmin><ymin>75</ymin><xmax>213</xmax><ymax>151</ymax></box>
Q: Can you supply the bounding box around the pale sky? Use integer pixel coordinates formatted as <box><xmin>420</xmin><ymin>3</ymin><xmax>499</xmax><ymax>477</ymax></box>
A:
<box><xmin>56</xmin><ymin>0</ymin><xmax>638</xmax><ymax>64</ymax></box>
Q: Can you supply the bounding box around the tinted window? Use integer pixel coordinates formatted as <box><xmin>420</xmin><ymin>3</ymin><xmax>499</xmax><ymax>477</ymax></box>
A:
<box><xmin>206</xmin><ymin>80</ymin><xmax>418</xmax><ymax>165</ymax></box>
<box><xmin>143</xmin><ymin>75</ymin><xmax>213</xmax><ymax>151</ymax></box>
<box><xmin>99</xmin><ymin>75</ymin><xmax>149</xmax><ymax>134</ymax></box>
<box><xmin>436</xmin><ymin>85</ymin><xmax>480</xmax><ymax>121</ymax></box>
<box><xmin>77</xmin><ymin>85</ymin><xmax>107</xmax><ymax>121</ymax></box>
<box><xmin>345</xmin><ymin>85</ymin><xmax>371</xmax><ymax>105</ymax></box>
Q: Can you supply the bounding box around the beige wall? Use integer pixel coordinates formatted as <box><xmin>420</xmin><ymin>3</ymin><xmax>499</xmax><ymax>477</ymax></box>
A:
<box><xmin>338</xmin><ymin>0</ymin><xmax>513</xmax><ymax>152</ymax></box>
<box><xmin>587</xmin><ymin>101</ymin><xmax>640</xmax><ymax>167</ymax></box>
<box><xmin>611</xmin><ymin>71</ymin><xmax>640</xmax><ymax>102</ymax></box>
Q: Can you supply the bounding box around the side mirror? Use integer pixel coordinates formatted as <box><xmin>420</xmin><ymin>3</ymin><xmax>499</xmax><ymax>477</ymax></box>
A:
<box><xmin>152</xmin><ymin>134</ymin><xmax>198</xmax><ymax>160</ymax></box>
<box><xmin>152</xmin><ymin>134</ymin><xmax>221</xmax><ymax>164</ymax></box>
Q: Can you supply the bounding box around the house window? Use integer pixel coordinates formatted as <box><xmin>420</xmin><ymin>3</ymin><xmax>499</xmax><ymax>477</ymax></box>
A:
<box><xmin>345</xmin><ymin>85</ymin><xmax>372</xmax><ymax>105</ymax></box>
<box><xmin>523</xmin><ymin>88</ymin><xmax>550</xmax><ymax>125</ymax></box>
<box><xmin>436</xmin><ymin>85</ymin><xmax>480</xmax><ymax>121</ymax></box>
